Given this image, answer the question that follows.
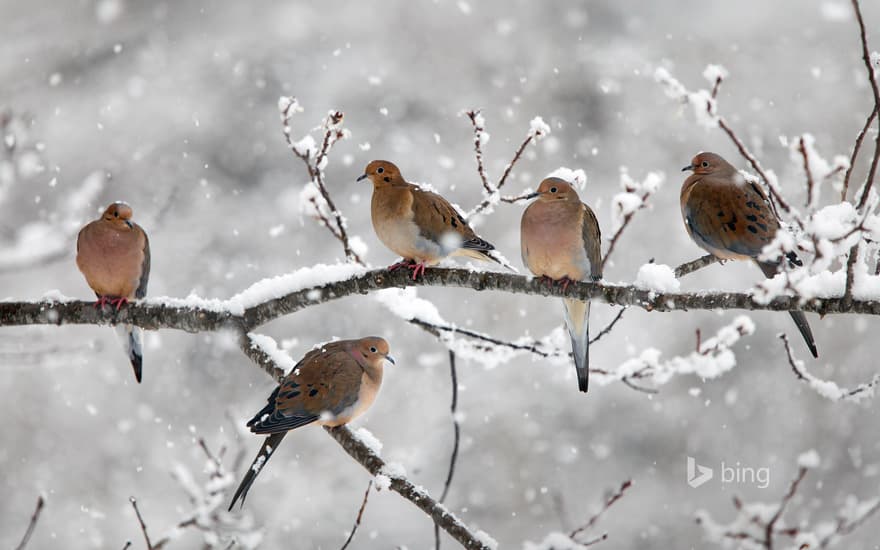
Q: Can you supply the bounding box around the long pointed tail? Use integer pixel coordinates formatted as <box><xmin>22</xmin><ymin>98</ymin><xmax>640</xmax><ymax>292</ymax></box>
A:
<box><xmin>115</xmin><ymin>324</ymin><xmax>144</xmax><ymax>383</ymax></box>
<box><xmin>563</xmin><ymin>298</ymin><xmax>590</xmax><ymax>393</ymax></box>
<box><xmin>228</xmin><ymin>432</ymin><xmax>287</xmax><ymax>511</ymax></box>
<box><xmin>756</xmin><ymin>261</ymin><xmax>818</xmax><ymax>358</ymax></box>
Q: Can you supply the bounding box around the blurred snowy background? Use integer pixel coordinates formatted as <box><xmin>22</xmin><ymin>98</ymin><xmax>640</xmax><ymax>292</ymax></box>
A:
<box><xmin>1</xmin><ymin>0</ymin><xmax>879</xmax><ymax>548</ymax></box>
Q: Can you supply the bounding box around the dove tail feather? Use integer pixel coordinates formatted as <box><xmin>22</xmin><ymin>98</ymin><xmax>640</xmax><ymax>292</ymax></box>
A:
<box><xmin>115</xmin><ymin>324</ymin><xmax>144</xmax><ymax>383</ymax></box>
<box><xmin>756</xmin><ymin>260</ymin><xmax>818</xmax><ymax>358</ymax></box>
<box><xmin>563</xmin><ymin>298</ymin><xmax>590</xmax><ymax>393</ymax></box>
<box><xmin>228</xmin><ymin>432</ymin><xmax>287</xmax><ymax>511</ymax></box>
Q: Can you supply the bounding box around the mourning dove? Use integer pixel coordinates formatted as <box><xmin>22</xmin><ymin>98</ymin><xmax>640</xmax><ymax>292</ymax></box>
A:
<box><xmin>228</xmin><ymin>337</ymin><xmax>394</xmax><ymax>510</ymax></box>
<box><xmin>358</xmin><ymin>160</ymin><xmax>505</xmax><ymax>279</ymax></box>
<box><xmin>521</xmin><ymin>177</ymin><xmax>602</xmax><ymax>393</ymax></box>
<box><xmin>681</xmin><ymin>152</ymin><xmax>818</xmax><ymax>357</ymax></box>
<box><xmin>76</xmin><ymin>202</ymin><xmax>151</xmax><ymax>382</ymax></box>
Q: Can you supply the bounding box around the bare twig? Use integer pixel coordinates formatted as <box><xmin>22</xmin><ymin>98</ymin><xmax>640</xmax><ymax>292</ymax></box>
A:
<box><xmin>850</xmin><ymin>0</ymin><xmax>880</xmax><ymax>211</ymax></box>
<box><xmin>121</xmin><ymin>543</ymin><xmax>132</xmax><ymax>550</ymax></box>
<box><xmin>500</xmin><ymin>191</ymin><xmax>537</xmax><ymax>204</ymax></box>
<box><xmin>710</xmin><ymin>75</ymin><xmax>723</xmax><ymax>99</ymax></box>
<box><xmin>841</xmin><ymin>107</ymin><xmax>878</xmax><ymax>201</ymax></box>
<box><xmin>589</xmin><ymin>307</ymin><xmax>626</xmax><ymax>345</ymax></box>
<box><xmin>435</xmin><ymin>350</ymin><xmax>461</xmax><ymax>550</ymax></box>
<box><xmin>129</xmin><ymin>497</ymin><xmax>154</xmax><ymax>550</ymax></box>
<box><xmin>14</xmin><ymin>495</ymin><xmax>44</xmax><ymax>550</ymax></box>
<box><xmin>764</xmin><ymin>467</ymin><xmax>808</xmax><ymax>549</ymax></box>
<box><xmin>569</xmin><ymin>479</ymin><xmax>632</xmax><ymax>540</ymax></box>
<box><xmin>674</xmin><ymin>254</ymin><xmax>721</xmax><ymax>278</ymax></box>
<box><xmin>797</xmin><ymin>136</ymin><xmax>817</xmax><ymax>208</ymax></box>
<box><xmin>465</xmin><ymin>110</ymin><xmax>493</xmax><ymax>194</ymax></box>
<box><xmin>600</xmin><ymin>190</ymin><xmax>653</xmax><ymax>272</ymax></box>
<box><xmin>340</xmin><ymin>480</ymin><xmax>373</xmax><ymax>550</ymax></box>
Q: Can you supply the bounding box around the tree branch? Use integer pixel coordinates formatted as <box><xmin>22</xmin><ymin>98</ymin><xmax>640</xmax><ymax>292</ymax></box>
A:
<box><xmin>435</xmin><ymin>350</ymin><xmax>461</xmax><ymax>550</ymax></box>
<box><xmin>14</xmin><ymin>495</ymin><xmax>44</xmax><ymax>550</ymax></box>
<box><xmin>339</xmin><ymin>480</ymin><xmax>373</xmax><ymax>550</ymax></box>
<box><xmin>325</xmin><ymin>425</ymin><xmax>493</xmax><ymax>550</ymax></box>
<box><xmin>4</xmin><ymin>268</ymin><xmax>880</xmax><ymax>337</ymax></box>
<box><xmin>850</xmin><ymin>0</ymin><xmax>880</xmax><ymax>211</ymax></box>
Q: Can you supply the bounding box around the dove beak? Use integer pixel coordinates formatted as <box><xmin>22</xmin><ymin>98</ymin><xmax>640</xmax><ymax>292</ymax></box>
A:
<box><xmin>524</xmin><ymin>191</ymin><xmax>541</xmax><ymax>200</ymax></box>
<box><xmin>356</xmin><ymin>173</ymin><xmax>368</xmax><ymax>182</ymax></box>
<box><xmin>125</xmin><ymin>220</ymin><xmax>133</xmax><ymax>229</ymax></box>
<box><xmin>681</xmin><ymin>164</ymin><xmax>694</xmax><ymax>172</ymax></box>
<box><xmin>384</xmin><ymin>354</ymin><xmax>396</xmax><ymax>365</ymax></box>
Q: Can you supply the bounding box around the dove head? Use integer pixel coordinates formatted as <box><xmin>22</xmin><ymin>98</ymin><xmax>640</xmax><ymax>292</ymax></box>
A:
<box><xmin>101</xmin><ymin>202</ymin><xmax>135</xmax><ymax>229</ymax></box>
<box><xmin>358</xmin><ymin>160</ymin><xmax>402</xmax><ymax>187</ymax></box>
<box><xmin>351</xmin><ymin>337</ymin><xmax>395</xmax><ymax>370</ymax></box>
<box><xmin>682</xmin><ymin>152</ymin><xmax>736</xmax><ymax>177</ymax></box>
<box><xmin>531</xmin><ymin>177</ymin><xmax>580</xmax><ymax>202</ymax></box>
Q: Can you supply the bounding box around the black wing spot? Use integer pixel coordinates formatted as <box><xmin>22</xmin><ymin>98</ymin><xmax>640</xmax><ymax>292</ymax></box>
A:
<box><xmin>450</xmin><ymin>219</ymin><xmax>458</xmax><ymax>228</ymax></box>
<box><xmin>726</xmin><ymin>222</ymin><xmax>737</xmax><ymax>231</ymax></box>
<box><xmin>745</xmin><ymin>200</ymin><xmax>759</xmax><ymax>210</ymax></box>
<box><xmin>747</xmin><ymin>225</ymin><xmax>758</xmax><ymax>234</ymax></box>
<box><xmin>746</xmin><ymin>214</ymin><xmax>758</xmax><ymax>222</ymax></box>
<box><xmin>308</xmin><ymin>389</ymin><xmax>319</xmax><ymax>397</ymax></box>
<box><xmin>283</xmin><ymin>391</ymin><xmax>301</xmax><ymax>399</ymax></box>
<box><xmin>717</xmin><ymin>211</ymin><xmax>725</xmax><ymax>217</ymax></box>
<box><xmin>757</xmin><ymin>222</ymin><xmax>768</xmax><ymax>232</ymax></box>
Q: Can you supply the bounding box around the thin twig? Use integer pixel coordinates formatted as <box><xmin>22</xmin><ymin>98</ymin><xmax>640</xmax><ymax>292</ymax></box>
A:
<box><xmin>600</xmin><ymin>191</ymin><xmax>653</xmax><ymax>272</ymax></box>
<box><xmin>14</xmin><ymin>495</ymin><xmax>44</xmax><ymax>550</ymax></box>
<box><xmin>841</xmin><ymin>107</ymin><xmax>878</xmax><ymax>201</ymax></box>
<box><xmin>569</xmin><ymin>479</ymin><xmax>632</xmax><ymax>541</ymax></box>
<box><xmin>850</xmin><ymin>0</ymin><xmax>880</xmax><ymax>211</ymax></box>
<box><xmin>674</xmin><ymin>254</ymin><xmax>721</xmax><ymax>278</ymax></box>
<box><xmin>465</xmin><ymin>110</ymin><xmax>493</xmax><ymax>194</ymax></box>
<box><xmin>589</xmin><ymin>307</ymin><xmax>626</xmax><ymax>345</ymax></box>
<box><xmin>710</xmin><ymin>75</ymin><xmax>723</xmax><ymax>99</ymax></box>
<box><xmin>340</xmin><ymin>480</ymin><xmax>373</xmax><ymax>550</ymax></box>
<box><xmin>797</xmin><ymin>136</ymin><xmax>817</xmax><ymax>208</ymax></box>
<box><xmin>500</xmin><ymin>191</ymin><xmax>537</xmax><ymax>204</ymax></box>
<box><xmin>129</xmin><ymin>497</ymin><xmax>153</xmax><ymax>550</ymax></box>
<box><xmin>121</xmin><ymin>543</ymin><xmax>132</xmax><ymax>550</ymax></box>
<box><xmin>435</xmin><ymin>350</ymin><xmax>461</xmax><ymax>550</ymax></box>
<box><xmin>764</xmin><ymin>467</ymin><xmax>808</xmax><ymax>549</ymax></box>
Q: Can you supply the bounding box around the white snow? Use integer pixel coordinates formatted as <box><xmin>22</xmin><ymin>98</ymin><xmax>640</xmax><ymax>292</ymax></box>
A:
<box><xmin>702</xmin><ymin>64</ymin><xmax>729</xmax><ymax>85</ymax></box>
<box><xmin>353</xmin><ymin>427</ymin><xmax>384</xmax><ymax>455</ymax></box>
<box><xmin>798</xmin><ymin>449</ymin><xmax>821</xmax><ymax>468</ymax></box>
<box><xmin>634</xmin><ymin>263</ymin><xmax>680</xmax><ymax>293</ymax></box>
<box><xmin>229</xmin><ymin>263</ymin><xmax>369</xmax><ymax>309</ymax></box>
<box><xmin>475</xmin><ymin>530</ymin><xmax>499</xmax><ymax>550</ymax></box>
<box><xmin>528</xmin><ymin>116</ymin><xmax>551</xmax><ymax>139</ymax></box>
<box><xmin>248</xmin><ymin>333</ymin><xmax>299</xmax><ymax>374</ymax></box>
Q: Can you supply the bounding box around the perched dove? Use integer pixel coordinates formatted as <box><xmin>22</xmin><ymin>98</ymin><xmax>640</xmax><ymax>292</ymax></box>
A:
<box><xmin>681</xmin><ymin>151</ymin><xmax>818</xmax><ymax>357</ymax></box>
<box><xmin>521</xmin><ymin>177</ymin><xmax>602</xmax><ymax>393</ymax></box>
<box><xmin>76</xmin><ymin>201</ymin><xmax>151</xmax><ymax>382</ymax></box>
<box><xmin>228</xmin><ymin>337</ymin><xmax>394</xmax><ymax>510</ymax></box>
<box><xmin>358</xmin><ymin>160</ymin><xmax>506</xmax><ymax>279</ymax></box>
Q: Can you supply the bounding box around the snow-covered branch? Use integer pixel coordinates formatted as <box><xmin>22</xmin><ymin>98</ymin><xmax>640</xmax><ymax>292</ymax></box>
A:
<box><xmin>5</xmin><ymin>267</ymin><xmax>880</xmax><ymax>337</ymax></box>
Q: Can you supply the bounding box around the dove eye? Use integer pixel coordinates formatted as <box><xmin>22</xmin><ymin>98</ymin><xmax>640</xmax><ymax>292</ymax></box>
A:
<box><xmin>113</xmin><ymin>211</ymin><xmax>119</xmax><ymax>217</ymax></box>
<box><xmin>701</xmin><ymin>161</ymin><xmax>709</xmax><ymax>168</ymax></box>
<box><xmin>376</xmin><ymin>167</ymin><xmax>384</xmax><ymax>174</ymax></box>
<box><xmin>550</xmin><ymin>187</ymin><xmax>558</xmax><ymax>193</ymax></box>
<box><xmin>369</xmin><ymin>346</ymin><xmax>378</xmax><ymax>353</ymax></box>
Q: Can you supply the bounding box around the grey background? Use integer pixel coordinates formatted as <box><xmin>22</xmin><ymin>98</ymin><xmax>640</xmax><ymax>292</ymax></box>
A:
<box><xmin>1</xmin><ymin>0</ymin><xmax>878</xmax><ymax>548</ymax></box>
